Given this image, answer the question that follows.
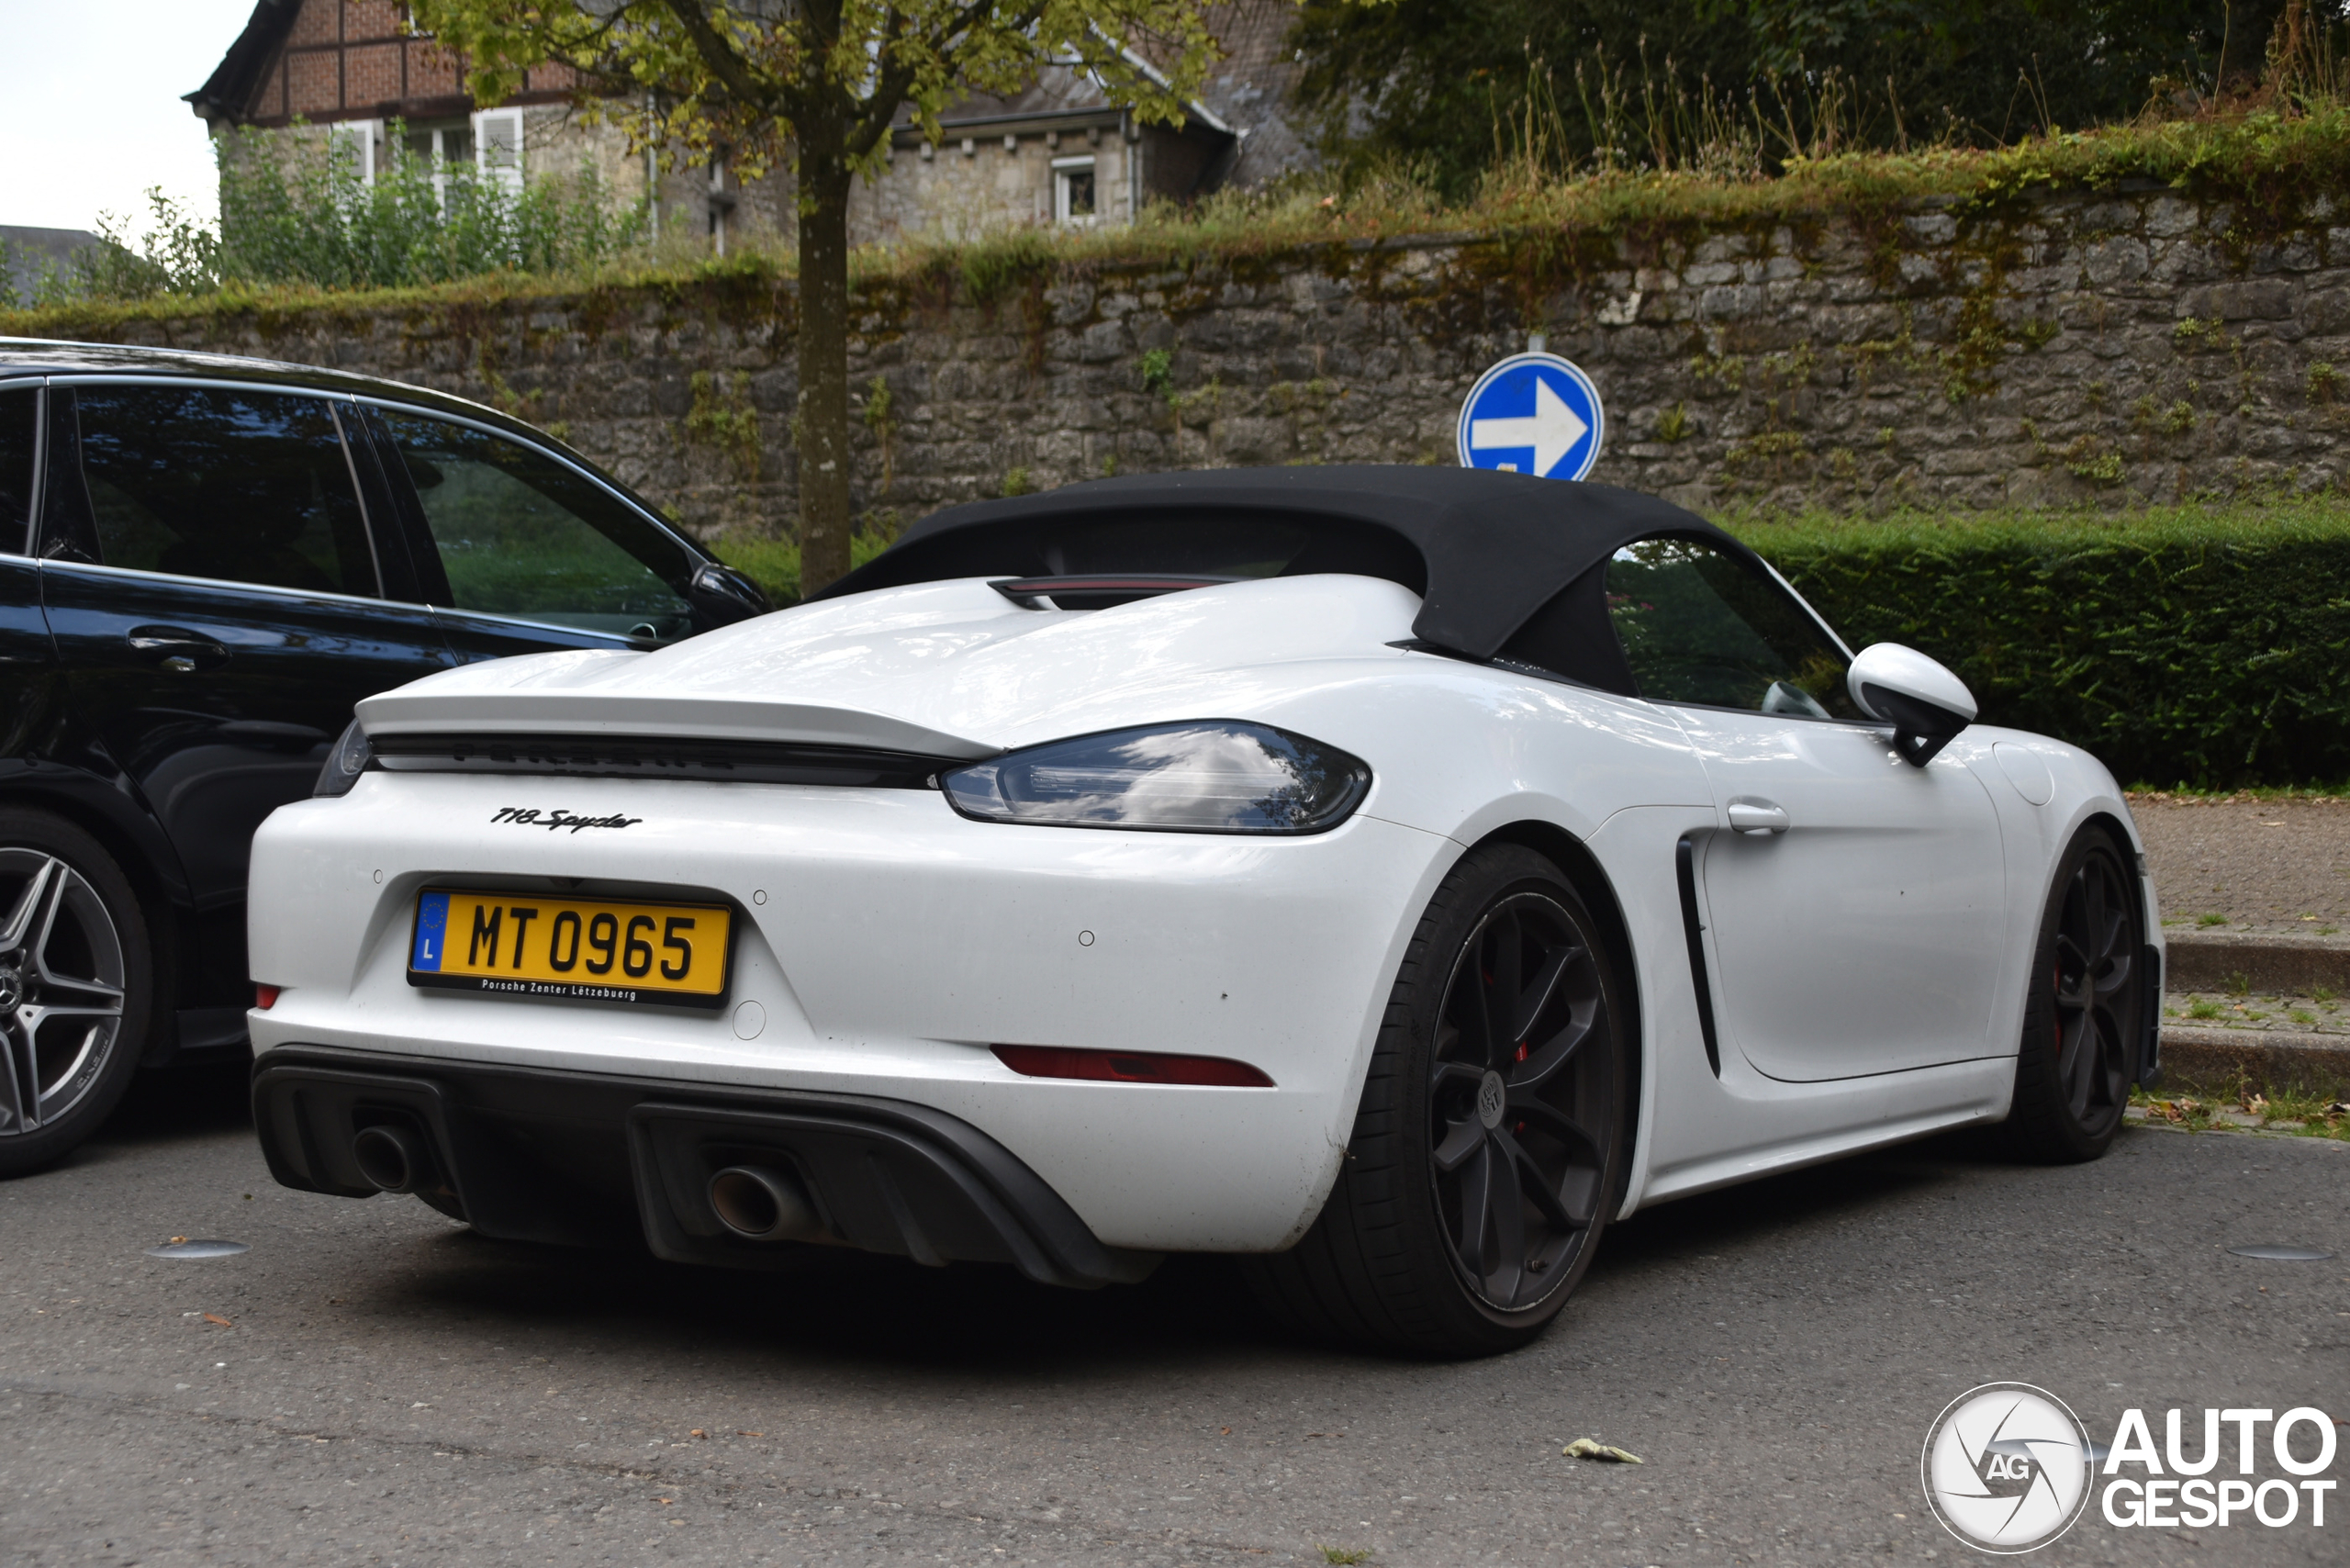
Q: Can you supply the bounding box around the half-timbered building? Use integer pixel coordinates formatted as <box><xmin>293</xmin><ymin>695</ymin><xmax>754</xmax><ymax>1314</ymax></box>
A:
<box><xmin>185</xmin><ymin>0</ymin><xmax>1312</xmax><ymax>250</ymax></box>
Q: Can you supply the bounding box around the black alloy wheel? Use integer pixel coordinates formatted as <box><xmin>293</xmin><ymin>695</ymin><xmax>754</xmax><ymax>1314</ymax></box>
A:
<box><xmin>1244</xmin><ymin>844</ymin><xmax>1628</xmax><ymax>1357</ymax></box>
<box><xmin>1428</xmin><ymin>890</ymin><xmax>1614</xmax><ymax>1310</ymax></box>
<box><xmin>0</xmin><ymin>812</ymin><xmax>154</xmax><ymax>1177</ymax></box>
<box><xmin>2007</xmin><ymin>826</ymin><xmax>2143</xmax><ymax>1163</ymax></box>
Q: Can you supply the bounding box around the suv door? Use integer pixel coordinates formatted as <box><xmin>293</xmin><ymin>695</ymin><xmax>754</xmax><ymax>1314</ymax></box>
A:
<box><xmin>1605</xmin><ymin>535</ymin><xmax>2006</xmax><ymax>1081</ymax></box>
<box><xmin>361</xmin><ymin>406</ymin><xmax>705</xmax><ymax>663</ymax></box>
<box><xmin>37</xmin><ymin>380</ymin><xmax>452</xmax><ymax>995</ymax></box>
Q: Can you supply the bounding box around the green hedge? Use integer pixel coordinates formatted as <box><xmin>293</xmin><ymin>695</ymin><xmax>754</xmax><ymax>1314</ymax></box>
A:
<box><xmin>1733</xmin><ymin>508</ymin><xmax>2350</xmax><ymax>789</ymax></box>
<box><xmin>719</xmin><ymin>502</ymin><xmax>2348</xmax><ymax>789</ymax></box>
<box><xmin>712</xmin><ymin>532</ymin><xmax>890</xmax><ymax>607</ymax></box>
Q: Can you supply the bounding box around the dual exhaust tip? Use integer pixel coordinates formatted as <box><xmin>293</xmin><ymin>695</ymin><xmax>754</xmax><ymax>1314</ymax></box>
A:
<box><xmin>352</xmin><ymin>1123</ymin><xmax>434</xmax><ymax>1195</ymax></box>
<box><xmin>356</xmin><ymin>1125</ymin><xmax>818</xmax><ymax>1246</ymax></box>
<box><xmin>707</xmin><ymin>1164</ymin><xmax>822</xmax><ymax>1242</ymax></box>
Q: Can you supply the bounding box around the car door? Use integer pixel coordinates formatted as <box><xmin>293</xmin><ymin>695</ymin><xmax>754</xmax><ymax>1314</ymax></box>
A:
<box><xmin>37</xmin><ymin>379</ymin><xmax>452</xmax><ymax>985</ymax></box>
<box><xmin>1605</xmin><ymin>535</ymin><xmax>2006</xmax><ymax>1081</ymax></box>
<box><xmin>360</xmin><ymin>405</ymin><xmax>703</xmax><ymax>665</ymax></box>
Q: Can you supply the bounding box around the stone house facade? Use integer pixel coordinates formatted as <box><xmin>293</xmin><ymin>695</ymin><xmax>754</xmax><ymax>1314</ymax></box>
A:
<box><xmin>186</xmin><ymin>0</ymin><xmax>1312</xmax><ymax>251</ymax></box>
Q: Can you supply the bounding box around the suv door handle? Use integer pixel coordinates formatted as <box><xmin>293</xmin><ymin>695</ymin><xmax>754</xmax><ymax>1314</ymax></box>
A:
<box><xmin>1727</xmin><ymin>799</ymin><xmax>1791</xmax><ymax>835</ymax></box>
<box><xmin>128</xmin><ymin>626</ymin><xmax>231</xmax><ymax>672</ymax></box>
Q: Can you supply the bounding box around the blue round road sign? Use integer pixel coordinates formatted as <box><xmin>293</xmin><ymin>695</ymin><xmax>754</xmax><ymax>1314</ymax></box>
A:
<box><xmin>1456</xmin><ymin>353</ymin><xmax>1606</xmax><ymax>480</ymax></box>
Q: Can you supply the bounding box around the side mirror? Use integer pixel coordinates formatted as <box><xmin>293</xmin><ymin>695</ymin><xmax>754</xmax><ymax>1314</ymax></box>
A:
<box><xmin>688</xmin><ymin>561</ymin><xmax>773</xmax><ymax>628</ymax></box>
<box><xmin>1848</xmin><ymin>644</ymin><xmax>1976</xmax><ymax>767</ymax></box>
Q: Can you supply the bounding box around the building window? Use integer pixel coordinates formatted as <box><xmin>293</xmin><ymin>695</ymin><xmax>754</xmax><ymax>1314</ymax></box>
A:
<box><xmin>472</xmin><ymin>109</ymin><xmax>525</xmax><ymax>196</ymax></box>
<box><xmin>329</xmin><ymin>120</ymin><xmax>382</xmax><ymax>184</ymax></box>
<box><xmin>403</xmin><ymin>123</ymin><xmax>476</xmax><ymax>207</ymax></box>
<box><xmin>1053</xmin><ymin>156</ymin><xmax>1096</xmax><ymax>224</ymax></box>
<box><xmin>404</xmin><ymin>124</ymin><xmax>476</xmax><ymax>168</ymax></box>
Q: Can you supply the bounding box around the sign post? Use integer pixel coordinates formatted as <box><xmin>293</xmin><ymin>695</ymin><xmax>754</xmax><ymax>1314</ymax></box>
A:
<box><xmin>1456</xmin><ymin>352</ymin><xmax>1606</xmax><ymax>481</ymax></box>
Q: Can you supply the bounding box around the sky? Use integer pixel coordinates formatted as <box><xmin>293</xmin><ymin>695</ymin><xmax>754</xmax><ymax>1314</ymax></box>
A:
<box><xmin>0</xmin><ymin>0</ymin><xmax>260</xmax><ymax>237</ymax></box>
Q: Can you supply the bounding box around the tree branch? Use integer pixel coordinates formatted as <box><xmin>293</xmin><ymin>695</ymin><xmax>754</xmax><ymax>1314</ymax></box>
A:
<box><xmin>658</xmin><ymin>0</ymin><xmax>787</xmax><ymax>110</ymax></box>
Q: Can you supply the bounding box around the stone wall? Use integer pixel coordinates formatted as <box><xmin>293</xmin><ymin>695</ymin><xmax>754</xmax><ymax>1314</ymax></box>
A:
<box><xmin>852</xmin><ymin>129</ymin><xmax>1142</xmax><ymax>244</ymax></box>
<box><xmin>56</xmin><ymin>180</ymin><xmax>2350</xmax><ymax>543</ymax></box>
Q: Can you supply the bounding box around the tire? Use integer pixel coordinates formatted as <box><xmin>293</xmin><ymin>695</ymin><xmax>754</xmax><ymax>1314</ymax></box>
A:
<box><xmin>2004</xmin><ymin>824</ymin><xmax>2145</xmax><ymax>1164</ymax></box>
<box><xmin>1245</xmin><ymin>843</ymin><xmax>1630</xmax><ymax>1358</ymax></box>
<box><xmin>0</xmin><ymin>810</ymin><xmax>155</xmax><ymax>1177</ymax></box>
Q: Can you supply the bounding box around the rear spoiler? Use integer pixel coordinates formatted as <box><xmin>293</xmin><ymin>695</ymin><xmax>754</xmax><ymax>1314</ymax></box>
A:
<box><xmin>356</xmin><ymin>688</ymin><xmax>995</xmax><ymax>761</ymax></box>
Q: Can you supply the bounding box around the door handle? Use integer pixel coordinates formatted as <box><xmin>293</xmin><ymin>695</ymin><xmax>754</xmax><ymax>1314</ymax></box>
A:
<box><xmin>128</xmin><ymin>626</ymin><xmax>231</xmax><ymax>673</ymax></box>
<box><xmin>1727</xmin><ymin>799</ymin><xmax>1791</xmax><ymax>835</ymax></box>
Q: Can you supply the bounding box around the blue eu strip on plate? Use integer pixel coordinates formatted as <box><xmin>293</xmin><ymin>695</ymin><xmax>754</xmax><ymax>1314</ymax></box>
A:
<box><xmin>411</xmin><ymin>891</ymin><xmax>449</xmax><ymax>973</ymax></box>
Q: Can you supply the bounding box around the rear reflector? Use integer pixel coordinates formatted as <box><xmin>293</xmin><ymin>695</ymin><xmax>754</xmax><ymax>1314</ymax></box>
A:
<box><xmin>991</xmin><ymin>1044</ymin><xmax>1273</xmax><ymax>1087</ymax></box>
<box><xmin>253</xmin><ymin>984</ymin><xmax>281</xmax><ymax>1010</ymax></box>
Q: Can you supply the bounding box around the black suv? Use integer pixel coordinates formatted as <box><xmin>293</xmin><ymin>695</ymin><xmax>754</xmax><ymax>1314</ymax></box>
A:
<box><xmin>0</xmin><ymin>341</ymin><xmax>769</xmax><ymax>1171</ymax></box>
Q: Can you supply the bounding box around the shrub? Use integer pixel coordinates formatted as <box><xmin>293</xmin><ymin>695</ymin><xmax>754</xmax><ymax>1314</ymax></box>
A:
<box><xmin>2</xmin><ymin>124</ymin><xmax>652</xmax><ymax>308</ymax></box>
<box><xmin>217</xmin><ymin>124</ymin><xmax>648</xmax><ymax>291</ymax></box>
<box><xmin>1732</xmin><ymin>505</ymin><xmax>2350</xmax><ymax>788</ymax></box>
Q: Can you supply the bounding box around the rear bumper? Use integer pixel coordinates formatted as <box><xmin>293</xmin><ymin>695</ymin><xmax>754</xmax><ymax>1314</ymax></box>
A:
<box><xmin>253</xmin><ymin>1046</ymin><xmax>1160</xmax><ymax>1288</ymax></box>
<box><xmin>246</xmin><ymin>775</ymin><xmax>1454</xmax><ymax>1250</ymax></box>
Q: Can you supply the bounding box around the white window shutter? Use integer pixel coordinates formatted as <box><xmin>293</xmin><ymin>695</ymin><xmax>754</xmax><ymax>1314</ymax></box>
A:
<box><xmin>472</xmin><ymin>109</ymin><xmax>524</xmax><ymax>195</ymax></box>
<box><xmin>330</xmin><ymin>119</ymin><xmax>380</xmax><ymax>184</ymax></box>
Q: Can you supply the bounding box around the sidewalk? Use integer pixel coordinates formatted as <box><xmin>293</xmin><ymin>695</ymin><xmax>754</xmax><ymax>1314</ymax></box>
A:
<box><xmin>2130</xmin><ymin>792</ymin><xmax>2350</xmax><ymax>1096</ymax></box>
<box><xmin>2131</xmin><ymin>790</ymin><xmax>2349</xmax><ymax>935</ymax></box>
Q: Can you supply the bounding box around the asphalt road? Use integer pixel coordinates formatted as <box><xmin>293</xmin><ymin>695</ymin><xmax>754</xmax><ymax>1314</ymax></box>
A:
<box><xmin>3</xmin><ymin>1064</ymin><xmax>2344</xmax><ymax>1567</ymax></box>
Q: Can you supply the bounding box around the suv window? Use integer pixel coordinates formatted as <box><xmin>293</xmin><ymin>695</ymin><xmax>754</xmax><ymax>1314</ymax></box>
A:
<box><xmin>0</xmin><ymin>388</ymin><xmax>34</xmax><ymax>554</ymax></box>
<box><xmin>62</xmin><ymin>385</ymin><xmax>376</xmax><ymax>595</ymax></box>
<box><xmin>1604</xmin><ymin>536</ymin><xmax>1863</xmax><ymax>721</ymax></box>
<box><xmin>374</xmin><ymin>409</ymin><xmax>694</xmax><ymax>641</ymax></box>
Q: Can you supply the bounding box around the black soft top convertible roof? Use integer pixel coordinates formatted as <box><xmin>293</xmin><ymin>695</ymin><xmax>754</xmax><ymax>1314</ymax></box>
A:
<box><xmin>813</xmin><ymin>466</ymin><xmax>1752</xmax><ymax>666</ymax></box>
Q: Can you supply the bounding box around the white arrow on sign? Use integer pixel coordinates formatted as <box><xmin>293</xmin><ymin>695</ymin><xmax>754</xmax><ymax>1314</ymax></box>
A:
<box><xmin>1469</xmin><ymin>375</ymin><xmax>1589</xmax><ymax>476</ymax></box>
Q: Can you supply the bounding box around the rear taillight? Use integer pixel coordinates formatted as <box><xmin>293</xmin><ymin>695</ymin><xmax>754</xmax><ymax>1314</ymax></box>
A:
<box><xmin>253</xmin><ymin>984</ymin><xmax>281</xmax><ymax>1010</ymax></box>
<box><xmin>991</xmin><ymin>1044</ymin><xmax>1272</xmax><ymax>1087</ymax></box>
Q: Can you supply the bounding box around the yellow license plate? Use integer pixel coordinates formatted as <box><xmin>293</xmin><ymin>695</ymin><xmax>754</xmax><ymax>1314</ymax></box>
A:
<box><xmin>407</xmin><ymin>889</ymin><xmax>733</xmax><ymax>1009</ymax></box>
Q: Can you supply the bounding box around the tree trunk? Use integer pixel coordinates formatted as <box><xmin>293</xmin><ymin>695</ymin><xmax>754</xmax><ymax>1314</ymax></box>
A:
<box><xmin>795</xmin><ymin>105</ymin><xmax>856</xmax><ymax>595</ymax></box>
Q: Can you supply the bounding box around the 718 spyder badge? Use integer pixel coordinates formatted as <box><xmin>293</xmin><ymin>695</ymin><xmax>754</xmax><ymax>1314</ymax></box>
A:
<box><xmin>489</xmin><ymin>807</ymin><xmax>644</xmax><ymax>833</ymax></box>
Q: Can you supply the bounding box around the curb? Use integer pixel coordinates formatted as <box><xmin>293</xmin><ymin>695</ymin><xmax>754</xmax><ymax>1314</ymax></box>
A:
<box><xmin>2157</xmin><ymin>1025</ymin><xmax>2350</xmax><ymax>1099</ymax></box>
<box><xmin>2164</xmin><ymin>932</ymin><xmax>2350</xmax><ymax>995</ymax></box>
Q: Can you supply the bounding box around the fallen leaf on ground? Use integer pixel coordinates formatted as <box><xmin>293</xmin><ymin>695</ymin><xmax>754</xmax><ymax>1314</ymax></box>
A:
<box><xmin>737</xmin><ymin>1430</ymin><xmax>763</xmax><ymax>1437</ymax></box>
<box><xmin>1564</xmin><ymin>1438</ymin><xmax>1644</xmax><ymax>1463</ymax></box>
<box><xmin>689</xmin><ymin>1428</ymin><xmax>707</xmax><ymax>1439</ymax></box>
<box><xmin>169</xmin><ymin>1236</ymin><xmax>187</xmax><ymax>1245</ymax></box>
<box><xmin>202</xmin><ymin>1313</ymin><xmax>232</xmax><ymax>1327</ymax></box>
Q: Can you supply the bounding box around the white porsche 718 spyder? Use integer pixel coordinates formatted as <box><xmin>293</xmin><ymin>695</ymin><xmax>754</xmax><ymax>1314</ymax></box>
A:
<box><xmin>246</xmin><ymin>468</ymin><xmax>2158</xmax><ymax>1357</ymax></box>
